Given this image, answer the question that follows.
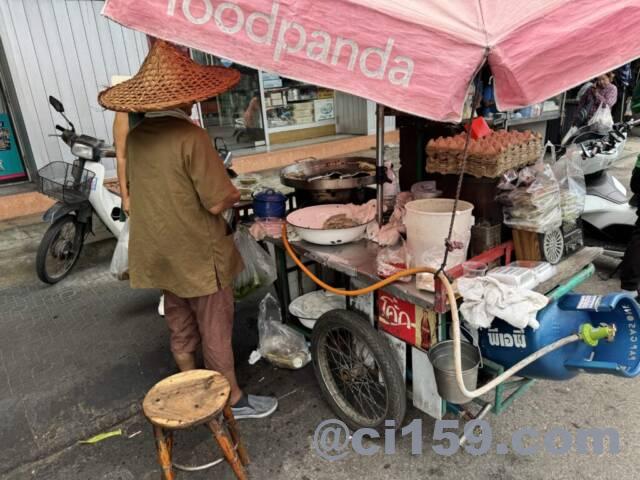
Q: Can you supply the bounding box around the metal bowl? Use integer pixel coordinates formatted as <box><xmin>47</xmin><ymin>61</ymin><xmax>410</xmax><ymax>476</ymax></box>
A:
<box><xmin>286</xmin><ymin>204</ymin><xmax>371</xmax><ymax>246</ymax></box>
<box><xmin>289</xmin><ymin>291</ymin><xmax>347</xmax><ymax>329</ymax></box>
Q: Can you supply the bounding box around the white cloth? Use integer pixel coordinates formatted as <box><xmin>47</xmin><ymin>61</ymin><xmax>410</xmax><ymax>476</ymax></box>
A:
<box><xmin>457</xmin><ymin>276</ymin><xmax>548</xmax><ymax>330</ymax></box>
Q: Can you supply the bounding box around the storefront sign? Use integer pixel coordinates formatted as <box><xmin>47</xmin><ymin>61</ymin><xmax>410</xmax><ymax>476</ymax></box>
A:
<box><xmin>0</xmin><ymin>113</ymin><xmax>26</xmax><ymax>182</ymax></box>
<box><xmin>377</xmin><ymin>291</ymin><xmax>436</xmax><ymax>349</ymax></box>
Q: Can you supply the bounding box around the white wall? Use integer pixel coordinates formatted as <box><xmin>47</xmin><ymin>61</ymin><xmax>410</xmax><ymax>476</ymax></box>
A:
<box><xmin>0</xmin><ymin>0</ymin><xmax>148</xmax><ymax>177</ymax></box>
<box><xmin>335</xmin><ymin>92</ymin><xmax>396</xmax><ymax>136</ymax></box>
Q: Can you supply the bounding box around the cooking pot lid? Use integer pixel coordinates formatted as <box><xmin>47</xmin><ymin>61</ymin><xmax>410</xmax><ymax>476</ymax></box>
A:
<box><xmin>253</xmin><ymin>188</ymin><xmax>287</xmax><ymax>201</ymax></box>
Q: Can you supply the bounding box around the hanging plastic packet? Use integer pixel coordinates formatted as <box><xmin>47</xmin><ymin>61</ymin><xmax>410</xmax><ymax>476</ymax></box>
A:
<box><xmin>551</xmin><ymin>145</ymin><xmax>586</xmax><ymax>225</ymax></box>
<box><xmin>110</xmin><ymin>220</ymin><xmax>129</xmax><ymax>280</ymax></box>
<box><xmin>233</xmin><ymin>226</ymin><xmax>277</xmax><ymax>299</ymax></box>
<box><xmin>496</xmin><ymin>142</ymin><xmax>563</xmax><ymax>233</ymax></box>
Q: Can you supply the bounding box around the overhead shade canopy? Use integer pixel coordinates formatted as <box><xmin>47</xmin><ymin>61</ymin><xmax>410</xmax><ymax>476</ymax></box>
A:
<box><xmin>102</xmin><ymin>0</ymin><xmax>640</xmax><ymax>122</ymax></box>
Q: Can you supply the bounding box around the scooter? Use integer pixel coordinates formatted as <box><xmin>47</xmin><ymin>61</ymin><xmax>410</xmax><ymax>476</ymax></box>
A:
<box><xmin>564</xmin><ymin>118</ymin><xmax>640</xmax><ymax>256</ymax></box>
<box><xmin>560</xmin><ymin>120</ymin><xmax>632</xmax><ymax>174</ymax></box>
<box><xmin>36</xmin><ymin>96</ymin><xmax>122</xmax><ymax>283</ymax></box>
<box><xmin>37</xmin><ymin>96</ymin><xmax>238</xmax><ymax>285</ymax></box>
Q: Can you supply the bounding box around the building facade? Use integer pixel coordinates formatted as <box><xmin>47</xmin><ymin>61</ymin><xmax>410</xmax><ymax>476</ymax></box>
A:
<box><xmin>0</xmin><ymin>0</ymin><xmax>394</xmax><ymax>217</ymax></box>
<box><xmin>0</xmin><ymin>0</ymin><xmax>148</xmax><ymax>186</ymax></box>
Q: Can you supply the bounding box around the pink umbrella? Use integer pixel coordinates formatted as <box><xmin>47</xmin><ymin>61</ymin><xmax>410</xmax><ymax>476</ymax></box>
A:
<box><xmin>102</xmin><ymin>0</ymin><xmax>640</xmax><ymax>122</ymax></box>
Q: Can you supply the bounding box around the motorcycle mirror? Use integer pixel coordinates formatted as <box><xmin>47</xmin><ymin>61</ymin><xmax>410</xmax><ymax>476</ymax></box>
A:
<box><xmin>49</xmin><ymin>96</ymin><xmax>64</xmax><ymax>113</ymax></box>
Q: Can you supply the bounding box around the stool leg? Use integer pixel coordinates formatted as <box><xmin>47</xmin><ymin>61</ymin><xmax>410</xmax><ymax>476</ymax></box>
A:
<box><xmin>208</xmin><ymin>418</ymin><xmax>248</xmax><ymax>480</ymax></box>
<box><xmin>223</xmin><ymin>404</ymin><xmax>250</xmax><ymax>465</ymax></box>
<box><xmin>153</xmin><ymin>426</ymin><xmax>175</xmax><ymax>480</ymax></box>
<box><xmin>166</xmin><ymin>431</ymin><xmax>174</xmax><ymax>458</ymax></box>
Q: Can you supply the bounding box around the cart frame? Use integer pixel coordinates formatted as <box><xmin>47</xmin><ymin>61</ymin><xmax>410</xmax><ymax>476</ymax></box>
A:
<box><xmin>266</xmin><ymin>234</ymin><xmax>601</xmax><ymax>431</ymax></box>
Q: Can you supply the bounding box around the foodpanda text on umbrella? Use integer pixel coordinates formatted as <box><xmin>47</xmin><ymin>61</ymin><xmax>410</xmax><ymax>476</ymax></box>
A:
<box><xmin>166</xmin><ymin>0</ymin><xmax>415</xmax><ymax>87</ymax></box>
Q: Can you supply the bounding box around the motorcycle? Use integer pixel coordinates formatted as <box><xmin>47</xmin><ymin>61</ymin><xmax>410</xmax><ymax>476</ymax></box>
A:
<box><xmin>36</xmin><ymin>96</ymin><xmax>238</xmax><ymax>285</ymax></box>
<box><xmin>562</xmin><ymin>118</ymin><xmax>640</xmax><ymax>256</ymax></box>
<box><xmin>36</xmin><ymin>96</ymin><xmax>122</xmax><ymax>283</ymax></box>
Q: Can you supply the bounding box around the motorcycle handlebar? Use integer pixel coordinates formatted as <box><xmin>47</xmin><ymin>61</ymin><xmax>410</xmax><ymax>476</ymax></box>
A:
<box><xmin>100</xmin><ymin>146</ymin><xmax>116</xmax><ymax>158</ymax></box>
<box><xmin>627</xmin><ymin>118</ymin><xmax>640</xmax><ymax>128</ymax></box>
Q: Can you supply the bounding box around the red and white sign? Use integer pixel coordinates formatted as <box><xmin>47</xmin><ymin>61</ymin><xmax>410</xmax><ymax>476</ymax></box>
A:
<box><xmin>377</xmin><ymin>291</ymin><xmax>433</xmax><ymax>348</ymax></box>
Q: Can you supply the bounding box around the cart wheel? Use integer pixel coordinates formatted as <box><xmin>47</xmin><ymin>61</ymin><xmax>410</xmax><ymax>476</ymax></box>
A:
<box><xmin>542</xmin><ymin>228</ymin><xmax>564</xmax><ymax>265</ymax></box>
<box><xmin>311</xmin><ymin>309</ymin><xmax>406</xmax><ymax>432</ymax></box>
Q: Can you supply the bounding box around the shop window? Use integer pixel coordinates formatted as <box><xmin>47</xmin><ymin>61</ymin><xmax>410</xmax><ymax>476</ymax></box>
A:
<box><xmin>191</xmin><ymin>50</ymin><xmax>267</xmax><ymax>151</ymax></box>
<box><xmin>262</xmin><ymin>74</ymin><xmax>336</xmax><ymax>145</ymax></box>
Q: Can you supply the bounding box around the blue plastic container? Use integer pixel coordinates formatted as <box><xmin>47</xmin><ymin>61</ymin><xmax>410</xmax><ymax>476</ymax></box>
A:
<box><xmin>252</xmin><ymin>189</ymin><xmax>287</xmax><ymax>218</ymax></box>
<box><xmin>479</xmin><ymin>293</ymin><xmax>640</xmax><ymax>380</ymax></box>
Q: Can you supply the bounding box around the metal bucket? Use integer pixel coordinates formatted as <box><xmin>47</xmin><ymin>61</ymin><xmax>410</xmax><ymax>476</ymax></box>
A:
<box><xmin>429</xmin><ymin>340</ymin><xmax>480</xmax><ymax>404</ymax></box>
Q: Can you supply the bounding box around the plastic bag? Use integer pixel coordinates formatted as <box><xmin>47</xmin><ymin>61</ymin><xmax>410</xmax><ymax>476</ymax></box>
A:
<box><xmin>110</xmin><ymin>220</ymin><xmax>129</xmax><ymax>280</ymax></box>
<box><xmin>415</xmin><ymin>246</ymin><xmax>445</xmax><ymax>291</ymax></box>
<box><xmin>376</xmin><ymin>239</ymin><xmax>410</xmax><ymax>282</ymax></box>
<box><xmin>552</xmin><ymin>145</ymin><xmax>586</xmax><ymax>225</ymax></box>
<box><xmin>258</xmin><ymin>293</ymin><xmax>311</xmax><ymax>369</ymax></box>
<box><xmin>497</xmin><ymin>169</ymin><xmax>518</xmax><ymax>191</ymax></box>
<box><xmin>233</xmin><ymin>227</ymin><xmax>277</xmax><ymax>299</ymax></box>
<box><xmin>497</xmin><ymin>144</ymin><xmax>562</xmax><ymax>233</ymax></box>
<box><xmin>588</xmin><ymin>103</ymin><xmax>614</xmax><ymax>133</ymax></box>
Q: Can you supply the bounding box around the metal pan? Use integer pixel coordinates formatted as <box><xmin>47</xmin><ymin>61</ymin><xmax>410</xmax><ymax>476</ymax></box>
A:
<box><xmin>280</xmin><ymin>157</ymin><xmax>375</xmax><ymax>191</ymax></box>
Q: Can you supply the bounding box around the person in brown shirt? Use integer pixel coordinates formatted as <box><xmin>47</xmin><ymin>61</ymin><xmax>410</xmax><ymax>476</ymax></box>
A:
<box><xmin>99</xmin><ymin>41</ymin><xmax>277</xmax><ymax>419</ymax></box>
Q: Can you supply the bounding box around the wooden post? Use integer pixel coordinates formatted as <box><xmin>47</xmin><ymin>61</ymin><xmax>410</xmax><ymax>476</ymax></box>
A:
<box><xmin>512</xmin><ymin>229</ymin><xmax>542</xmax><ymax>261</ymax></box>
<box><xmin>152</xmin><ymin>426</ymin><xmax>175</xmax><ymax>480</ymax></box>
<box><xmin>209</xmin><ymin>418</ymin><xmax>248</xmax><ymax>480</ymax></box>
<box><xmin>223</xmin><ymin>404</ymin><xmax>250</xmax><ymax>465</ymax></box>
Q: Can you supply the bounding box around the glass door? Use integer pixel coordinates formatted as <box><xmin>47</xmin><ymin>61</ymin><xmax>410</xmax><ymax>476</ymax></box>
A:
<box><xmin>0</xmin><ymin>84</ymin><xmax>27</xmax><ymax>184</ymax></box>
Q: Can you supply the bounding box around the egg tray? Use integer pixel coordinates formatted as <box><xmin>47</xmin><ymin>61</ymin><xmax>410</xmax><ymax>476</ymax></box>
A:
<box><xmin>426</xmin><ymin>137</ymin><xmax>543</xmax><ymax>178</ymax></box>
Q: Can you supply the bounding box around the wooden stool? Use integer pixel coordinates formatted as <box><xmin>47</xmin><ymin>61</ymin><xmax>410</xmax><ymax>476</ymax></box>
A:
<box><xmin>143</xmin><ymin>370</ymin><xmax>250</xmax><ymax>479</ymax></box>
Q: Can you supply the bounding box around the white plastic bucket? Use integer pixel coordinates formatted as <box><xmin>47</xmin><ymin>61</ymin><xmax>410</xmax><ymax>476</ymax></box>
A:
<box><xmin>404</xmin><ymin>198</ymin><xmax>474</xmax><ymax>270</ymax></box>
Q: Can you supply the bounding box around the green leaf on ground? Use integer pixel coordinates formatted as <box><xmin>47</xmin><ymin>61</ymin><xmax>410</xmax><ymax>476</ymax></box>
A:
<box><xmin>79</xmin><ymin>429</ymin><xmax>123</xmax><ymax>444</ymax></box>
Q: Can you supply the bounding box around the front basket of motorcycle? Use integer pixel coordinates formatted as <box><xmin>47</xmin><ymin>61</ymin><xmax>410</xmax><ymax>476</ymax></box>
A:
<box><xmin>38</xmin><ymin>161</ymin><xmax>95</xmax><ymax>204</ymax></box>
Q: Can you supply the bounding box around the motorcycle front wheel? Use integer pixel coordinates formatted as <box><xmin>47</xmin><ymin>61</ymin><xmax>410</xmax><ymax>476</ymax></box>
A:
<box><xmin>36</xmin><ymin>215</ymin><xmax>86</xmax><ymax>284</ymax></box>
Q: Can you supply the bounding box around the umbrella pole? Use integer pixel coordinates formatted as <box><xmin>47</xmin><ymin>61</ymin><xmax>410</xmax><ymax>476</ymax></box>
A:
<box><xmin>375</xmin><ymin>103</ymin><xmax>385</xmax><ymax>225</ymax></box>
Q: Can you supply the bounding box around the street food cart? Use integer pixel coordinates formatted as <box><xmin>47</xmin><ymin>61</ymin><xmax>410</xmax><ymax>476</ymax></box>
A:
<box><xmin>263</xmin><ymin>215</ymin><xmax>605</xmax><ymax>429</ymax></box>
<box><xmin>102</xmin><ymin>0</ymin><xmax>640</xmax><ymax>438</ymax></box>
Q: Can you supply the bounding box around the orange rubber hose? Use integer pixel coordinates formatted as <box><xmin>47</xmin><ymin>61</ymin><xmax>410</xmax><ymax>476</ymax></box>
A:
<box><xmin>281</xmin><ymin>224</ymin><xmax>445</xmax><ymax>296</ymax></box>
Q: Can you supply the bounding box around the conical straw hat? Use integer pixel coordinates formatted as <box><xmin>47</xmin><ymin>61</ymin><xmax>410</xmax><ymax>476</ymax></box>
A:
<box><xmin>98</xmin><ymin>41</ymin><xmax>240</xmax><ymax>112</ymax></box>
